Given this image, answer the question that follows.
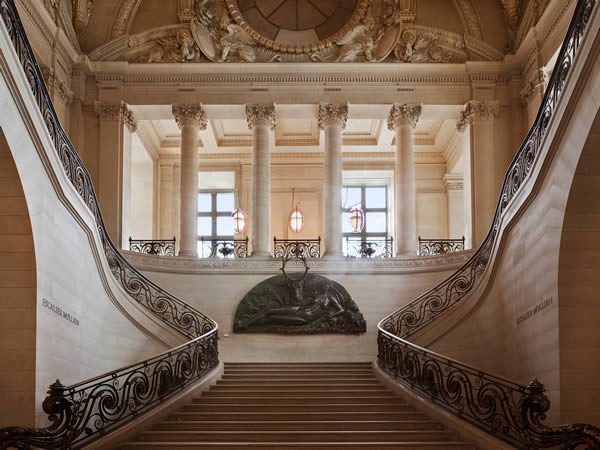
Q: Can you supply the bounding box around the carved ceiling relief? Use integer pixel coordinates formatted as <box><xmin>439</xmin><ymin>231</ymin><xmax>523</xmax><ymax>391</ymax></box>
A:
<box><xmin>90</xmin><ymin>0</ymin><xmax>500</xmax><ymax>63</ymax></box>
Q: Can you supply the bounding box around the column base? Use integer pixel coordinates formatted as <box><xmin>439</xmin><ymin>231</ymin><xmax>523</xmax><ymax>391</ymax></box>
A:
<box><xmin>178</xmin><ymin>250</ymin><xmax>197</xmax><ymax>257</ymax></box>
<box><xmin>395</xmin><ymin>250</ymin><xmax>417</xmax><ymax>257</ymax></box>
<box><xmin>251</xmin><ymin>250</ymin><xmax>272</xmax><ymax>257</ymax></box>
<box><xmin>322</xmin><ymin>252</ymin><xmax>345</xmax><ymax>259</ymax></box>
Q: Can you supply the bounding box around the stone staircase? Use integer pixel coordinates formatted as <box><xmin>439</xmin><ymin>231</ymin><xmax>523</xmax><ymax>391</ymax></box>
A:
<box><xmin>120</xmin><ymin>362</ymin><xmax>475</xmax><ymax>449</ymax></box>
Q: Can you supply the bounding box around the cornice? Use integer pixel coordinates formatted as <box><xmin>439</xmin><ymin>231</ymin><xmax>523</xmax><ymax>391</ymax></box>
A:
<box><xmin>123</xmin><ymin>250</ymin><xmax>474</xmax><ymax>275</ymax></box>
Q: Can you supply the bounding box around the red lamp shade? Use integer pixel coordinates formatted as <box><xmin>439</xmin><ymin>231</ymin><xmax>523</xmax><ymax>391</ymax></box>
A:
<box><xmin>349</xmin><ymin>207</ymin><xmax>365</xmax><ymax>233</ymax></box>
<box><xmin>288</xmin><ymin>207</ymin><xmax>304</xmax><ymax>233</ymax></box>
<box><xmin>231</xmin><ymin>208</ymin><xmax>247</xmax><ymax>234</ymax></box>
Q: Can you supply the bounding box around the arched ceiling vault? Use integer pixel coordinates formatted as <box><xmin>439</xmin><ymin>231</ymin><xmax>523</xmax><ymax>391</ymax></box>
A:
<box><xmin>78</xmin><ymin>0</ymin><xmax>521</xmax><ymax>61</ymax></box>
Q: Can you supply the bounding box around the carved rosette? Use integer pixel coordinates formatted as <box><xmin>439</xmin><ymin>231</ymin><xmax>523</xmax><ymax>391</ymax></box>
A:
<box><xmin>318</xmin><ymin>103</ymin><xmax>349</xmax><ymax>130</ymax></box>
<box><xmin>172</xmin><ymin>104</ymin><xmax>208</xmax><ymax>130</ymax></box>
<box><xmin>387</xmin><ymin>103</ymin><xmax>422</xmax><ymax>130</ymax></box>
<box><xmin>456</xmin><ymin>100</ymin><xmax>500</xmax><ymax>132</ymax></box>
<box><xmin>94</xmin><ymin>101</ymin><xmax>137</xmax><ymax>132</ymax></box>
<box><xmin>246</xmin><ymin>104</ymin><xmax>277</xmax><ymax>130</ymax></box>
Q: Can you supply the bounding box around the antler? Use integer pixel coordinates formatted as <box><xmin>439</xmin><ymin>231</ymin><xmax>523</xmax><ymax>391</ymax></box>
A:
<box><xmin>280</xmin><ymin>254</ymin><xmax>309</xmax><ymax>284</ymax></box>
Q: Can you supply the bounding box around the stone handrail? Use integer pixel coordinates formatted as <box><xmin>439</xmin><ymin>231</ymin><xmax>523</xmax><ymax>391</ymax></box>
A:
<box><xmin>378</xmin><ymin>0</ymin><xmax>600</xmax><ymax>447</ymax></box>
<box><xmin>0</xmin><ymin>0</ymin><xmax>219</xmax><ymax>448</ymax></box>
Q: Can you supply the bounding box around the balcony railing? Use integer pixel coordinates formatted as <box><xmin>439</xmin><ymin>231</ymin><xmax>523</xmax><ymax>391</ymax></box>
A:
<box><xmin>345</xmin><ymin>237</ymin><xmax>393</xmax><ymax>258</ymax></box>
<box><xmin>273</xmin><ymin>237</ymin><xmax>321</xmax><ymax>258</ymax></box>
<box><xmin>129</xmin><ymin>237</ymin><xmax>176</xmax><ymax>256</ymax></box>
<box><xmin>199</xmin><ymin>237</ymin><xmax>249</xmax><ymax>258</ymax></box>
<box><xmin>417</xmin><ymin>236</ymin><xmax>465</xmax><ymax>256</ymax></box>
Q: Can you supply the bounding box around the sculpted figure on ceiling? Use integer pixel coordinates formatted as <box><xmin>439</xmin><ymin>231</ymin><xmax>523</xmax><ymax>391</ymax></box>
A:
<box><xmin>89</xmin><ymin>0</ymin><xmax>501</xmax><ymax>63</ymax></box>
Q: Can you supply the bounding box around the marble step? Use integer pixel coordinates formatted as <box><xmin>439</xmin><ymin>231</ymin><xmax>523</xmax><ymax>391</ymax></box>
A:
<box><xmin>191</xmin><ymin>396</ymin><xmax>408</xmax><ymax>404</ymax></box>
<box><xmin>121</xmin><ymin>442</ymin><xmax>477</xmax><ymax>449</ymax></box>
<box><xmin>167</xmin><ymin>411</ymin><xmax>430</xmax><ymax>421</ymax></box>
<box><xmin>135</xmin><ymin>430</ymin><xmax>459</xmax><ymax>443</ymax></box>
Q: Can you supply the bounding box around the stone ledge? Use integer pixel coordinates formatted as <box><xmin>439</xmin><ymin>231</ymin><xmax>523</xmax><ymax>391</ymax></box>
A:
<box><xmin>123</xmin><ymin>250</ymin><xmax>475</xmax><ymax>275</ymax></box>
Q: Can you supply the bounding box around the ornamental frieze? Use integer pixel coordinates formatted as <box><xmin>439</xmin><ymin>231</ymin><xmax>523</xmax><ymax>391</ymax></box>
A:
<box><xmin>87</xmin><ymin>0</ymin><xmax>502</xmax><ymax>63</ymax></box>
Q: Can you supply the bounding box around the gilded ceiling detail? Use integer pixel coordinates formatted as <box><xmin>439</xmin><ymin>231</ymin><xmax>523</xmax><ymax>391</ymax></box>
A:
<box><xmin>88</xmin><ymin>0</ymin><xmax>503</xmax><ymax>63</ymax></box>
<box><xmin>111</xmin><ymin>0</ymin><xmax>141</xmax><ymax>39</ymax></box>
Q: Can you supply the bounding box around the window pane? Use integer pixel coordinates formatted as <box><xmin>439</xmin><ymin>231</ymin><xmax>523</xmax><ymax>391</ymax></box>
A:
<box><xmin>342</xmin><ymin>211</ymin><xmax>352</xmax><ymax>233</ymax></box>
<box><xmin>197</xmin><ymin>217</ymin><xmax>212</xmax><ymax>236</ymax></box>
<box><xmin>366</xmin><ymin>212</ymin><xmax>386</xmax><ymax>233</ymax></box>
<box><xmin>342</xmin><ymin>187</ymin><xmax>362</xmax><ymax>209</ymax></box>
<box><xmin>198</xmin><ymin>193</ymin><xmax>211</xmax><ymax>212</ymax></box>
<box><xmin>366</xmin><ymin>187</ymin><xmax>386</xmax><ymax>208</ymax></box>
<box><xmin>217</xmin><ymin>192</ymin><xmax>234</xmax><ymax>212</ymax></box>
<box><xmin>216</xmin><ymin>216</ymin><xmax>232</xmax><ymax>236</ymax></box>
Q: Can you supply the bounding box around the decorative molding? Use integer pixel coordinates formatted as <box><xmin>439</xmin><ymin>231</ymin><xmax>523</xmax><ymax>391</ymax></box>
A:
<box><xmin>178</xmin><ymin>0</ymin><xmax>195</xmax><ymax>23</ymax></box>
<box><xmin>456</xmin><ymin>100</ymin><xmax>500</xmax><ymax>132</ymax></box>
<box><xmin>111</xmin><ymin>0</ymin><xmax>141</xmax><ymax>39</ymax></box>
<box><xmin>387</xmin><ymin>103</ymin><xmax>422</xmax><ymax>129</ymax></box>
<box><xmin>444</xmin><ymin>173</ymin><xmax>464</xmax><ymax>191</ymax></box>
<box><xmin>246</xmin><ymin>104</ymin><xmax>276</xmax><ymax>130</ymax></box>
<box><xmin>40</xmin><ymin>66</ymin><xmax>74</xmax><ymax>106</ymax></box>
<box><xmin>94</xmin><ymin>101</ymin><xmax>137</xmax><ymax>132</ymax></box>
<box><xmin>397</xmin><ymin>0</ymin><xmax>417</xmax><ymax>22</ymax></box>
<box><xmin>318</xmin><ymin>103</ymin><xmax>349</xmax><ymax>130</ymax></box>
<box><xmin>172</xmin><ymin>103</ymin><xmax>208</xmax><ymax>129</ymax></box>
<box><xmin>454</xmin><ymin>0</ymin><xmax>484</xmax><ymax>40</ymax></box>
<box><xmin>71</xmin><ymin>0</ymin><xmax>94</xmax><ymax>35</ymax></box>
<box><xmin>520</xmin><ymin>67</ymin><xmax>552</xmax><ymax>106</ymax></box>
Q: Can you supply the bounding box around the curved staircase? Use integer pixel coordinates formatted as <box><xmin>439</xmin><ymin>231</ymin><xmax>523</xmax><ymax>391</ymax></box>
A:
<box><xmin>119</xmin><ymin>363</ymin><xmax>475</xmax><ymax>450</ymax></box>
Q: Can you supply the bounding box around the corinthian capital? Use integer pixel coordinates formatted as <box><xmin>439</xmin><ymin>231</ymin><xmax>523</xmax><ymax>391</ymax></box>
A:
<box><xmin>246</xmin><ymin>104</ymin><xmax>277</xmax><ymax>130</ymax></box>
<box><xmin>172</xmin><ymin>104</ymin><xmax>207</xmax><ymax>129</ymax></box>
<box><xmin>456</xmin><ymin>100</ymin><xmax>500</xmax><ymax>132</ymax></box>
<box><xmin>387</xmin><ymin>103</ymin><xmax>422</xmax><ymax>130</ymax></box>
<box><xmin>318</xmin><ymin>103</ymin><xmax>349</xmax><ymax>130</ymax></box>
<box><xmin>94</xmin><ymin>101</ymin><xmax>137</xmax><ymax>132</ymax></box>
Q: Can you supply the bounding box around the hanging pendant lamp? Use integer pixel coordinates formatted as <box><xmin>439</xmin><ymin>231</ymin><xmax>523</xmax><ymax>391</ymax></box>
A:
<box><xmin>288</xmin><ymin>188</ymin><xmax>304</xmax><ymax>233</ymax></box>
<box><xmin>231</xmin><ymin>208</ymin><xmax>247</xmax><ymax>234</ymax></box>
<box><xmin>349</xmin><ymin>207</ymin><xmax>365</xmax><ymax>233</ymax></box>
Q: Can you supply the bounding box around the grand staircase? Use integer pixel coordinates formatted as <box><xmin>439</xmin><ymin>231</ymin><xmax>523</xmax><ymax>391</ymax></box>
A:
<box><xmin>120</xmin><ymin>363</ymin><xmax>475</xmax><ymax>449</ymax></box>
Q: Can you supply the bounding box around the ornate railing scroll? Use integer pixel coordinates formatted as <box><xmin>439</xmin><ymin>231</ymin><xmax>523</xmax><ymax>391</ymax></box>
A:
<box><xmin>199</xmin><ymin>237</ymin><xmax>249</xmax><ymax>258</ymax></box>
<box><xmin>378</xmin><ymin>0</ymin><xmax>600</xmax><ymax>448</ymax></box>
<box><xmin>129</xmin><ymin>237</ymin><xmax>176</xmax><ymax>256</ymax></box>
<box><xmin>418</xmin><ymin>236</ymin><xmax>465</xmax><ymax>256</ymax></box>
<box><xmin>273</xmin><ymin>237</ymin><xmax>321</xmax><ymax>258</ymax></box>
<box><xmin>0</xmin><ymin>0</ymin><xmax>219</xmax><ymax>448</ymax></box>
<box><xmin>345</xmin><ymin>236</ymin><xmax>393</xmax><ymax>258</ymax></box>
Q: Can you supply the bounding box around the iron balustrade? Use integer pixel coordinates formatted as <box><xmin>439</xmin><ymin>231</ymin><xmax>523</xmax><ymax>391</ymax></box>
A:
<box><xmin>345</xmin><ymin>236</ymin><xmax>393</xmax><ymax>258</ymax></box>
<box><xmin>273</xmin><ymin>237</ymin><xmax>321</xmax><ymax>258</ymax></box>
<box><xmin>129</xmin><ymin>237</ymin><xmax>176</xmax><ymax>256</ymax></box>
<box><xmin>418</xmin><ymin>236</ymin><xmax>465</xmax><ymax>256</ymax></box>
<box><xmin>199</xmin><ymin>237</ymin><xmax>249</xmax><ymax>258</ymax></box>
<box><xmin>0</xmin><ymin>1</ymin><xmax>219</xmax><ymax>448</ymax></box>
<box><xmin>378</xmin><ymin>0</ymin><xmax>600</xmax><ymax>448</ymax></box>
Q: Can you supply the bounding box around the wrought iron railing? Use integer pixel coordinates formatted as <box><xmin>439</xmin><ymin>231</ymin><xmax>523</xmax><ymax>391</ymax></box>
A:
<box><xmin>199</xmin><ymin>237</ymin><xmax>249</xmax><ymax>258</ymax></box>
<box><xmin>129</xmin><ymin>237</ymin><xmax>176</xmax><ymax>256</ymax></box>
<box><xmin>378</xmin><ymin>0</ymin><xmax>600</xmax><ymax>448</ymax></box>
<box><xmin>345</xmin><ymin>237</ymin><xmax>393</xmax><ymax>258</ymax></box>
<box><xmin>418</xmin><ymin>236</ymin><xmax>465</xmax><ymax>256</ymax></box>
<box><xmin>273</xmin><ymin>237</ymin><xmax>321</xmax><ymax>258</ymax></box>
<box><xmin>0</xmin><ymin>1</ymin><xmax>219</xmax><ymax>448</ymax></box>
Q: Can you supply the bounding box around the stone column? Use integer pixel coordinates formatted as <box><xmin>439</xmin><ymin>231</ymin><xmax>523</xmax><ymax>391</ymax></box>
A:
<box><xmin>318</xmin><ymin>103</ymin><xmax>348</xmax><ymax>257</ymax></box>
<box><xmin>388</xmin><ymin>103</ymin><xmax>421</xmax><ymax>255</ymax></box>
<box><xmin>457</xmin><ymin>100</ymin><xmax>500</xmax><ymax>247</ymax></box>
<box><xmin>94</xmin><ymin>100</ymin><xmax>137</xmax><ymax>248</ymax></box>
<box><xmin>172</xmin><ymin>104</ymin><xmax>207</xmax><ymax>257</ymax></box>
<box><xmin>246</xmin><ymin>104</ymin><xmax>276</xmax><ymax>256</ymax></box>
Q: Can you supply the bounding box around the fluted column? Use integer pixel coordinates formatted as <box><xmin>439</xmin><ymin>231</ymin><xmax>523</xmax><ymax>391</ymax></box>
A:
<box><xmin>246</xmin><ymin>104</ymin><xmax>276</xmax><ymax>256</ymax></box>
<box><xmin>173</xmin><ymin>104</ymin><xmax>207</xmax><ymax>257</ymax></box>
<box><xmin>388</xmin><ymin>103</ymin><xmax>421</xmax><ymax>255</ymax></box>
<box><xmin>457</xmin><ymin>100</ymin><xmax>500</xmax><ymax>247</ymax></box>
<box><xmin>319</xmin><ymin>103</ymin><xmax>348</xmax><ymax>257</ymax></box>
